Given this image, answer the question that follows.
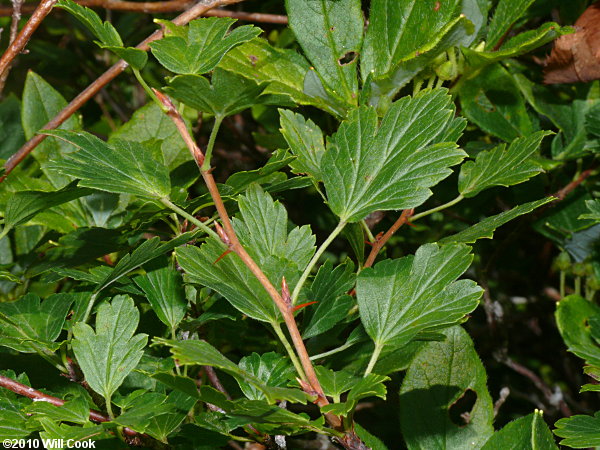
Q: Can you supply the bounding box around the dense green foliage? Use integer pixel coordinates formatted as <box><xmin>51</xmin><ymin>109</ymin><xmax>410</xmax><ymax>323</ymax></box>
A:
<box><xmin>1</xmin><ymin>0</ymin><xmax>599</xmax><ymax>448</ymax></box>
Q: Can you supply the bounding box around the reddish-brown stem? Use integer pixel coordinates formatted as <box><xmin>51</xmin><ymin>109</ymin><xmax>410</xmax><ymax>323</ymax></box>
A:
<box><xmin>155</xmin><ymin>92</ymin><xmax>349</xmax><ymax>434</ymax></box>
<box><xmin>0</xmin><ymin>0</ymin><xmax>244</xmax><ymax>183</ymax></box>
<box><xmin>0</xmin><ymin>0</ymin><xmax>24</xmax><ymax>97</ymax></box>
<box><xmin>0</xmin><ymin>0</ymin><xmax>56</xmax><ymax>90</ymax></box>
<box><xmin>203</xmin><ymin>366</ymin><xmax>232</xmax><ymax>400</ymax></box>
<box><xmin>363</xmin><ymin>209</ymin><xmax>414</xmax><ymax>269</ymax></box>
<box><xmin>0</xmin><ymin>0</ymin><xmax>288</xmax><ymax>22</ymax></box>
<box><xmin>0</xmin><ymin>375</ymin><xmax>138</xmax><ymax>436</ymax></box>
<box><xmin>554</xmin><ymin>167</ymin><xmax>595</xmax><ymax>201</ymax></box>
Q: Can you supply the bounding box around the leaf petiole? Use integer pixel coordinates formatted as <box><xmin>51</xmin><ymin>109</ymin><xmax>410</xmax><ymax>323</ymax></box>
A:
<box><xmin>291</xmin><ymin>220</ymin><xmax>347</xmax><ymax>304</ymax></box>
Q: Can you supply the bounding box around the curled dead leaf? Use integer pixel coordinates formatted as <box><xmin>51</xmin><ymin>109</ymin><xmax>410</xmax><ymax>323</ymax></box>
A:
<box><xmin>543</xmin><ymin>2</ymin><xmax>600</xmax><ymax>84</ymax></box>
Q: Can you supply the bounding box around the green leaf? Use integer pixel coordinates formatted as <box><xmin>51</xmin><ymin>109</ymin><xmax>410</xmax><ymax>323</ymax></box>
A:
<box><xmin>22</xmin><ymin>71</ymin><xmax>81</xmax><ymax>188</ymax></box>
<box><xmin>314</xmin><ymin>366</ymin><xmax>360</xmax><ymax>401</ymax></box>
<box><xmin>57</xmin><ymin>0</ymin><xmax>122</xmax><ymax>47</ymax></box>
<box><xmin>579</xmin><ymin>199</ymin><xmax>600</xmax><ymax>221</ymax></box>
<box><xmin>356</xmin><ymin>243</ymin><xmax>481</xmax><ymax>353</ymax></box>
<box><xmin>486</xmin><ymin>0</ymin><xmax>535</xmax><ymax>49</ymax></box>
<box><xmin>362</xmin><ymin>3</ymin><xmax>474</xmax><ymax>111</ymax></box>
<box><xmin>463</xmin><ymin>23</ymin><xmax>572</xmax><ymax>68</ymax></box>
<box><xmin>354</xmin><ymin>422</ymin><xmax>389</xmax><ymax>450</ymax></box>
<box><xmin>459</xmin><ymin>63</ymin><xmax>534</xmax><ymax>142</ymax></box>
<box><xmin>150</xmin><ymin>17</ymin><xmax>260</xmax><ymax>75</ymax></box>
<box><xmin>513</xmin><ymin>74</ymin><xmax>598</xmax><ymax>160</ymax></box>
<box><xmin>56</xmin><ymin>0</ymin><xmax>146</xmax><ymax>69</ymax></box>
<box><xmin>154</xmin><ymin>338</ymin><xmax>309</xmax><ymax>404</ymax></box>
<box><xmin>237</xmin><ymin>352</ymin><xmax>294</xmax><ymax>401</ymax></box>
<box><xmin>482</xmin><ymin>410</ymin><xmax>557</xmax><ymax>449</ymax></box>
<box><xmin>25</xmin><ymin>396</ymin><xmax>90</xmax><ymax>425</ymax></box>
<box><xmin>302</xmin><ymin>260</ymin><xmax>355</xmax><ymax>338</ymax></box>
<box><xmin>555</xmin><ymin>411</ymin><xmax>600</xmax><ymax>448</ymax></box>
<box><xmin>400</xmin><ymin>327</ymin><xmax>494</xmax><ymax>449</ymax></box>
<box><xmin>458</xmin><ymin>131</ymin><xmax>551</xmax><ymax>197</ymax></box>
<box><xmin>555</xmin><ymin>295</ymin><xmax>600</xmax><ymax>367</ymax></box>
<box><xmin>0</xmin><ymin>95</ymin><xmax>25</xmax><ymax>160</ymax></box>
<box><xmin>72</xmin><ymin>295</ymin><xmax>148</xmax><ymax>401</ymax></box>
<box><xmin>133</xmin><ymin>257</ymin><xmax>187</xmax><ymax>331</ymax></box>
<box><xmin>362</xmin><ymin>0</ymin><xmax>466</xmax><ymax>78</ymax></box>
<box><xmin>112</xmin><ymin>393</ymin><xmax>187</xmax><ymax>442</ymax></box>
<box><xmin>176</xmin><ymin>185</ymin><xmax>315</xmax><ymax>323</ymax></box>
<box><xmin>45</xmin><ymin>129</ymin><xmax>171</xmax><ymax>200</ymax></box>
<box><xmin>0</xmin><ymin>411</ymin><xmax>30</xmax><ymax>439</ymax></box>
<box><xmin>0</xmin><ymin>293</ymin><xmax>73</xmax><ymax>353</ymax></box>
<box><xmin>2</xmin><ymin>182</ymin><xmax>93</xmax><ymax>234</ymax></box>
<box><xmin>165</xmin><ymin>69</ymin><xmax>268</xmax><ymax>118</ymax></box>
<box><xmin>219</xmin><ymin>39</ymin><xmax>348</xmax><ymax>118</ymax></box>
<box><xmin>322</xmin><ymin>89</ymin><xmax>466</xmax><ymax>222</ymax></box>
<box><xmin>279</xmin><ymin>109</ymin><xmax>325</xmax><ymax>182</ymax></box>
<box><xmin>110</xmin><ymin>102</ymin><xmax>190</xmax><ymax>170</ymax></box>
<box><xmin>97</xmin><ymin>231</ymin><xmax>200</xmax><ymax>293</ymax></box>
<box><xmin>440</xmin><ymin>198</ymin><xmax>554</xmax><ymax>245</ymax></box>
<box><xmin>225</xmin><ymin>149</ymin><xmax>296</xmax><ymax>193</ymax></box>
<box><xmin>286</xmin><ymin>0</ymin><xmax>363</xmax><ymax>103</ymax></box>
<box><xmin>320</xmin><ymin>373</ymin><xmax>388</xmax><ymax>416</ymax></box>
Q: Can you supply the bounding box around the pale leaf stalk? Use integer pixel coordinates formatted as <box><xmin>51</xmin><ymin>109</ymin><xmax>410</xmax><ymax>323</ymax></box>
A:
<box><xmin>202</xmin><ymin>115</ymin><xmax>223</xmax><ymax>172</ymax></box>
<box><xmin>364</xmin><ymin>342</ymin><xmax>383</xmax><ymax>377</ymax></box>
<box><xmin>291</xmin><ymin>220</ymin><xmax>346</xmax><ymax>304</ymax></box>
<box><xmin>160</xmin><ymin>197</ymin><xmax>220</xmax><ymax>241</ymax></box>
<box><xmin>132</xmin><ymin>68</ymin><xmax>167</xmax><ymax>112</ymax></box>
<box><xmin>410</xmin><ymin>194</ymin><xmax>464</xmax><ymax>222</ymax></box>
<box><xmin>155</xmin><ymin>91</ymin><xmax>333</xmax><ymax>412</ymax></box>
<box><xmin>272</xmin><ymin>322</ymin><xmax>306</xmax><ymax>380</ymax></box>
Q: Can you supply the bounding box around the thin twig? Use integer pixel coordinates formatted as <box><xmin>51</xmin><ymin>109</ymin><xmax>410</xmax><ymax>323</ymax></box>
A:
<box><xmin>203</xmin><ymin>365</ymin><xmax>232</xmax><ymax>400</ymax></box>
<box><xmin>553</xmin><ymin>167</ymin><xmax>595</xmax><ymax>201</ymax></box>
<box><xmin>0</xmin><ymin>0</ymin><xmax>56</xmax><ymax>92</ymax></box>
<box><xmin>363</xmin><ymin>209</ymin><xmax>414</xmax><ymax>269</ymax></box>
<box><xmin>0</xmin><ymin>0</ymin><xmax>244</xmax><ymax>182</ymax></box>
<box><xmin>0</xmin><ymin>0</ymin><xmax>24</xmax><ymax>97</ymax></box>
<box><xmin>0</xmin><ymin>374</ymin><xmax>138</xmax><ymax>436</ymax></box>
<box><xmin>500</xmin><ymin>355</ymin><xmax>572</xmax><ymax>417</ymax></box>
<box><xmin>0</xmin><ymin>0</ymin><xmax>288</xmax><ymax>22</ymax></box>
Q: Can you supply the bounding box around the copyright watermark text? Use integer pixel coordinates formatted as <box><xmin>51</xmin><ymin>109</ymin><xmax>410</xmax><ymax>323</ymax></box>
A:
<box><xmin>3</xmin><ymin>439</ymin><xmax>96</xmax><ymax>449</ymax></box>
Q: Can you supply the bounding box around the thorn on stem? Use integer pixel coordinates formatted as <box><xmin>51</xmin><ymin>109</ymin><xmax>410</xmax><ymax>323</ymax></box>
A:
<box><xmin>292</xmin><ymin>301</ymin><xmax>318</xmax><ymax>312</ymax></box>
<box><xmin>213</xmin><ymin>249</ymin><xmax>232</xmax><ymax>265</ymax></box>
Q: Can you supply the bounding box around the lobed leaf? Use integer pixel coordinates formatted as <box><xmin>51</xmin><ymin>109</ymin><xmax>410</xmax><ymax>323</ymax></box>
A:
<box><xmin>72</xmin><ymin>295</ymin><xmax>148</xmax><ymax>401</ymax></box>
<box><xmin>133</xmin><ymin>257</ymin><xmax>187</xmax><ymax>331</ymax></box>
<box><xmin>322</xmin><ymin>89</ymin><xmax>466</xmax><ymax>222</ymax></box>
<box><xmin>356</xmin><ymin>243</ymin><xmax>482</xmax><ymax>351</ymax></box>
<box><xmin>279</xmin><ymin>109</ymin><xmax>326</xmax><ymax>182</ymax></box>
<box><xmin>150</xmin><ymin>17</ymin><xmax>260</xmax><ymax>75</ymax></box>
<box><xmin>45</xmin><ymin>129</ymin><xmax>171</xmax><ymax>200</ymax></box>
<box><xmin>166</xmin><ymin>69</ymin><xmax>269</xmax><ymax>118</ymax></box>
<box><xmin>176</xmin><ymin>185</ymin><xmax>315</xmax><ymax>323</ymax></box>
<box><xmin>458</xmin><ymin>131</ymin><xmax>551</xmax><ymax>197</ymax></box>
<box><xmin>0</xmin><ymin>293</ymin><xmax>73</xmax><ymax>353</ymax></box>
<box><xmin>554</xmin><ymin>412</ymin><xmax>600</xmax><ymax>448</ymax></box>
<box><xmin>237</xmin><ymin>352</ymin><xmax>294</xmax><ymax>401</ymax></box>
